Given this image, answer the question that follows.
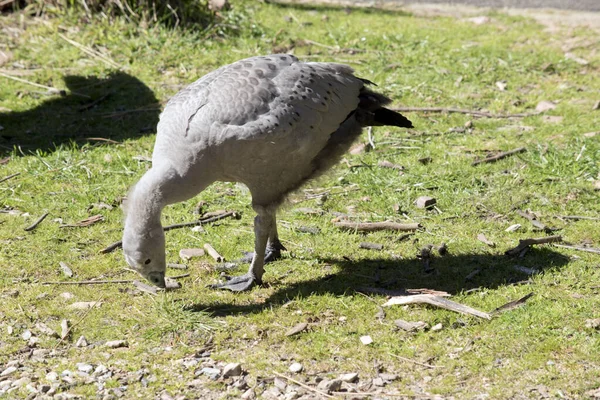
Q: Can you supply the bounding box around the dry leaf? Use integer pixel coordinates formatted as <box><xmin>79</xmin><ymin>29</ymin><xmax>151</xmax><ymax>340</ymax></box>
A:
<box><xmin>477</xmin><ymin>233</ymin><xmax>495</xmax><ymax>247</ymax></box>
<box><xmin>285</xmin><ymin>322</ymin><xmax>308</xmax><ymax>337</ymax></box>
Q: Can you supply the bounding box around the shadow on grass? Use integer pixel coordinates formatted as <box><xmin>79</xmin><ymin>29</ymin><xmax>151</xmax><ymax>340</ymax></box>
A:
<box><xmin>189</xmin><ymin>248</ymin><xmax>570</xmax><ymax>316</ymax></box>
<box><xmin>0</xmin><ymin>71</ymin><xmax>159</xmax><ymax>156</ymax></box>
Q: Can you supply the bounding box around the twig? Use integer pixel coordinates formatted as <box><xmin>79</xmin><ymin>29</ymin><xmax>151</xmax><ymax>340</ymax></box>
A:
<box><xmin>204</xmin><ymin>243</ymin><xmax>224</xmax><ymax>262</ymax></box>
<box><xmin>24</xmin><ymin>212</ymin><xmax>49</xmax><ymax>232</ymax></box>
<box><xmin>472</xmin><ymin>147</ymin><xmax>526</xmax><ymax>166</ymax></box>
<box><xmin>41</xmin><ymin>273</ymin><xmax>189</xmax><ymax>286</ymax></box>
<box><xmin>505</xmin><ymin>235</ymin><xmax>562</xmax><ymax>256</ymax></box>
<box><xmin>492</xmin><ymin>292</ymin><xmax>534</xmax><ymax>314</ymax></box>
<box><xmin>99</xmin><ymin>211</ymin><xmax>237</xmax><ymax>253</ymax></box>
<box><xmin>391</xmin><ymin>106</ymin><xmax>540</xmax><ymax>119</ymax></box>
<box><xmin>272</xmin><ymin>372</ymin><xmax>335</xmax><ymax>399</ymax></box>
<box><xmin>58</xmin><ymin>33</ymin><xmax>123</xmax><ymax>70</ymax></box>
<box><xmin>0</xmin><ymin>172</ymin><xmax>20</xmax><ymax>183</ymax></box>
<box><xmin>553</xmin><ymin>244</ymin><xmax>600</xmax><ymax>255</ymax></box>
<box><xmin>388</xmin><ymin>352</ymin><xmax>442</xmax><ymax>369</ymax></box>
<box><xmin>383</xmin><ymin>294</ymin><xmax>491</xmax><ymax>320</ymax></box>
<box><xmin>560</xmin><ymin>215</ymin><xmax>600</xmax><ymax>221</ymax></box>
<box><xmin>333</xmin><ymin>221</ymin><xmax>421</xmax><ymax>232</ymax></box>
<box><xmin>516</xmin><ymin>210</ymin><xmax>552</xmax><ymax>232</ymax></box>
<box><xmin>42</xmin><ymin>279</ymin><xmax>134</xmax><ymax>285</ymax></box>
<box><xmin>0</xmin><ymin>72</ymin><xmax>63</xmax><ymax>93</ymax></box>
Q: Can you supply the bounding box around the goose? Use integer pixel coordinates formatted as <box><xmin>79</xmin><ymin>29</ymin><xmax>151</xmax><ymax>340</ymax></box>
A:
<box><xmin>122</xmin><ymin>54</ymin><xmax>412</xmax><ymax>291</ymax></box>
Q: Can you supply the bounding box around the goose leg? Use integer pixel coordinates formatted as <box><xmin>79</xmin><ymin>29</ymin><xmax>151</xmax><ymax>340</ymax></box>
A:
<box><xmin>238</xmin><ymin>216</ymin><xmax>286</xmax><ymax>264</ymax></box>
<box><xmin>211</xmin><ymin>206</ymin><xmax>274</xmax><ymax>291</ymax></box>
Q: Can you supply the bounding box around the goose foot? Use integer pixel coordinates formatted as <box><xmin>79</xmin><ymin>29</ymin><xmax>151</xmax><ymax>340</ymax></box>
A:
<box><xmin>238</xmin><ymin>241</ymin><xmax>286</xmax><ymax>264</ymax></box>
<box><xmin>209</xmin><ymin>273</ymin><xmax>259</xmax><ymax>292</ymax></box>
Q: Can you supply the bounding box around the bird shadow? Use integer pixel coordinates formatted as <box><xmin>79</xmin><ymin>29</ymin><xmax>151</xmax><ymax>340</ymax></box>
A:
<box><xmin>187</xmin><ymin>248</ymin><xmax>570</xmax><ymax>316</ymax></box>
<box><xmin>0</xmin><ymin>71</ymin><xmax>159</xmax><ymax>156</ymax></box>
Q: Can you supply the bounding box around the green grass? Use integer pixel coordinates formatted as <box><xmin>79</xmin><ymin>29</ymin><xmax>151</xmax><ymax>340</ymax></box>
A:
<box><xmin>1</xmin><ymin>1</ymin><xmax>599</xmax><ymax>399</ymax></box>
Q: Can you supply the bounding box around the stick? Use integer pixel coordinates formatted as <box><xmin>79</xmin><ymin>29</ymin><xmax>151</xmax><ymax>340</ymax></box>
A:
<box><xmin>391</xmin><ymin>107</ymin><xmax>540</xmax><ymax>119</ymax></box>
<box><xmin>505</xmin><ymin>235</ymin><xmax>562</xmax><ymax>256</ymax></box>
<box><xmin>0</xmin><ymin>172</ymin><xmax>20</xmax><ymax>183</ymax></box>
<box><xmin>99</xmin><ymin>211</ymin><xmax>237</xmax><ymax>253</ymax></box>
<box><xmin>58</xmin><ymin>33</ymin><xmax>123</xmax><ymax>70</ymax></box>
<box><xmin>472</xmin><ymin>147</ymin><xmax>526</xmax><ymax>166</ymax></box>
<box><xmin>333</xmin><ymin>221</ymin><xmax>421</xmax><ymax>232</ymax></box>
<box><xmin>41</xmin><ymin>273</ymin><xmax>189</xmax><ymax>286</ymax></box>
<box><xmin>560</xmin><ymin>215</ymin><xmax>600</xmax><ymax>221</ymax></box>
<box><xmin>492</xmin><ymin>292</ymin><xmax>534</xmax><ymax>314</ymax></box>
<box><xmin>272</xmin><ymin>372</ymin><xmax>335</xmax><ymax>399</ymax></box>
<box><xmin>24</xmin><ymin>212</ymin><xmax>49</xmax><ymax>232</ymax></box>
<box><xmin>383</xmin><ymin>294</ymin><xmax>491</xmax><ymax>319</ymax></box>
<box><xmin>42</xmin><ymin>279</ymin><xmax>134</xmax><ymax>285</ymax></box>
<box><xmin>388</xmin><ymin>352</ymin><xmax>441</xmax><ymax>369</ymax></box>
<box><xmin>516</xmin><ymin>210</ymin><xmax>550</xmax><ymax>231</ymax></box>
<box><xmin>0</xmin><ymin>72</ymin><xmax>62</xmax><ymax>92</ymax></box>
<box><xmin>204</xmin><ymin>243</ymin><xmax>224</xmax><ymax>262</ymax></box>
<box><xmin>553</xmin><ymin>244</ymin><xmax>600</xmax><ymax>255</ymax></box>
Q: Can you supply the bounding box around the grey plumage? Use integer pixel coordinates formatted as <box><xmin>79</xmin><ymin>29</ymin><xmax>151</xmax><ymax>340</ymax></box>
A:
<box><xmin>122</xmin><ymin>54</ymin><xmax>412</xmax><ymax>291</ymax></box>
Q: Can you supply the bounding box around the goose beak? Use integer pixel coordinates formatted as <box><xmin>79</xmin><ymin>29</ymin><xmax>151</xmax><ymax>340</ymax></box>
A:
<box><xmin>146</xmin><ymin>271</ymin><xmax>166</xmax><ymax>288</ymax></box>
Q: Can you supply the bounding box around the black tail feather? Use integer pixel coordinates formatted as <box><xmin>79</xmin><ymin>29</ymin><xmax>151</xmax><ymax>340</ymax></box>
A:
<box><xmin>373</xmin><ymin>107</ymin><xmax>413</xmax><ymax>128</ymax></box>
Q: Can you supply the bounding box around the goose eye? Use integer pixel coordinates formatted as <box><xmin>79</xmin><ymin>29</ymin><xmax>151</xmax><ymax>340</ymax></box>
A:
<box><xmin>144</xmin><ymin>259</ymin><xmax>151</xmax><ymax>265</ymax></box>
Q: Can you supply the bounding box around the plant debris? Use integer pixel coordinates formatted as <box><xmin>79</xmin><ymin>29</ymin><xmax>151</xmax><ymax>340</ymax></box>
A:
<box><xmin>383</xmin><ymin>294</ymin><xmax>491</xmax><ymax>320</ymax></box>
<box><xmin>333</xmin><ymin>221</ymin><xmax>420</xmax><ymax>232</ymax></box>
<box><xmin>285</xmin><ymin>322</ymin><xmax>308</xmax><ymax>337</ymax></box>
<box><xmin>23</xmin><ymin>212</ymin><xmax>49</xmax><ymax>231</ymax></box>
<box><xmin>204</xmin><ymin>243</ymin><xmax>224</xmax><ymax>262</ymax></box>
<box><xmin>60</xmin><ymin>214</ymin><xmax>104</xmax><ymax>228</ymax></box>
<box><xmin>359</xmin><ymin>242</ymin><xmax>383</xmax><ymax>250</ymax></box>
<box><xmin>477</xmin><ymin>233</ymin><xmax>496</xmax><ymax>247</ymax></box>
<box><xmin>472</xmin><ymin>147</ymin><xmax>526</xmax><ymax>166</ymax></box>
<box><xmin>415</xmin><ymin>196</ymin><xmax>436</xmax><ymax>209</ymax></box>
<box><xmin>492</xmin><ymin>292</ymin><xmax>534</xmax><ymax>314</ymax></box>
<box><xmin>59</xmin><ymin>261</ymin><xmax>74</xmax><ymax>278</ymax></box>
<box><xmin>394</xmin><ymin>319</ymin><xmax>428</xmax><ymax>332</ymax></box>
<box><xmin>505</xmin><ymin>235</ymin><xmax>562</xmax><ymax>256</ymax></box>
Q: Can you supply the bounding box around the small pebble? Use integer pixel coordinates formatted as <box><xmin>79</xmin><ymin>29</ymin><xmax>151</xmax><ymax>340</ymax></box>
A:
<box><xmin>317</xmin><ymin>379</ymin><xmax>342</xmax><ymax>393</ymax></box>
<box><xmin>21</xmin><ymin>330</ymin><xmax>32</xmax><ymax>340</ymax></box>
<box><xmin>241</xmin><ymin>388</ymin><xmax>255</xmax><ymax>399</ymax></box>
<box><xmin>45</xmin><ymin>371</ymin><xmax>59</xmax><ymax>382</ymax></box>
<box><xmin>372</xmin><ymin>377</ymin><xmax>385</xmax><ymax>387</ymax></box>
<box><xmin>339</xmin><ymin>372</ymin><xmax>358</xmax><ymax>383</ymax></box>
<box><xmin>288</xmin><ymin>362</ymin><xmax>303</xmax><ymax>373</ymax></box>
<box><xmin>222</xmin><ymin>363</ymin><xmax>242</xmax><ymax>377</ymax></box>
<box><xmin>75</xmin><ymin>336</ymin><xmax>88</xmax><ymax>347</ymax></box>
<box><xmin>105</xmin><ymin>340</ymin><xmax>128</xmax><ymax>349</ymax></box>
<box><xmin>179</xmin><ymin>248</ymin><xmax>205</xmax><ymax>260</ymax></box>
<box><xmin>77</xmin><ymin>363</ymin><xmax>94</xmax><ymax>374</ymax></box>
<box><xmin>0</xmin><ymin>366</ymin><xmax>17</xmax><ymax>377</ymax></box>
<box><xmin>359</xmin><ymin>335</ymin><xmax>373</xmax><ymax>345</ymax></box>
<box><xmin>200</xmin><ymin>367</ymin><xmax>220</xmax><ymax>380</ymax></box>
<box><xmin>415</xmin><ymin>196</ymin><xmax>436</xmax><ymax>209</ymax></box>
<box><xmin>431</xmin><ymin>323</ymin><xmax>443</xmax><ymax>332</ymax></box>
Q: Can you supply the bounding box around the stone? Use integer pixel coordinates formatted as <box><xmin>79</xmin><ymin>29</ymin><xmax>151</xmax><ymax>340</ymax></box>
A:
<box><xmin>75</xmin><ymin>336</ymin><xmax>88</xmax><ymax>347</ymax></box>
<box><xmin>431</xmin><ymin>323</ymin><xmax>443</xmax><ymax>332</ymax></box>
<box><xmin>46</xmin><ymin>371</ymin><xmax>59</xmax><ymax>382</ymax></box>
<box><xmin>372</xmin><ymin>377</ymin><xmax>385</xmax><ymax>387</ymax></box>
<box><xmin>415</xmin><ymin>196</ymin><xmax>436</xmax><ymax>209</ymax></box>
<box><xmin>241</xmin><ymin>388</ymin><xmax>255</xmax><ymax>399</ymax></box>
<box><xmin>316</xmin><ymin>379</ymin><xmax>342</xmax><ymax>393</ymax></box>
<box><xmin>21</xmin><ymin>330</ymin><xmax>32</xmax><ymax>340</ymax></box>
<box><xmin>200</xmin><ymin>367</ymin><xmax>220</xmax><ymax>380</ymax></box>
<box><xmin>105</xmin><ymin>340</ymin><xmax>128</xmax><ymax>349</ymax></box>
<box><xmin>222</xmin><ymin>363</ymin><xmax>242</xmax><ymax>377</ymax></box>
<box><xmin>359</xmin><ymin>335</ymin><xmax>373</xmax><ymax>345</ymax></box>
<box><xmin>289</xmin><ymin>362</ymin><xmax>303</xmax><ymax>373</ymax></box>
<box><xmin>1</xmin><ymin>366</ymin><xmax>17</xmax><ymax>377</ymax></box>
<box><xmin>77</xmin><ymin>363</ymin><xmax>94</xmax><ymax>374</ymax></box>
<box><xmin>339</xmin><ymin>373</ymin><xmax>359</xmax><ymax>383</ymax></box>
<box><xmin>179</xmin><ymin>248</ymin><xmax>205</xmax><ymax>260</ymax></box>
